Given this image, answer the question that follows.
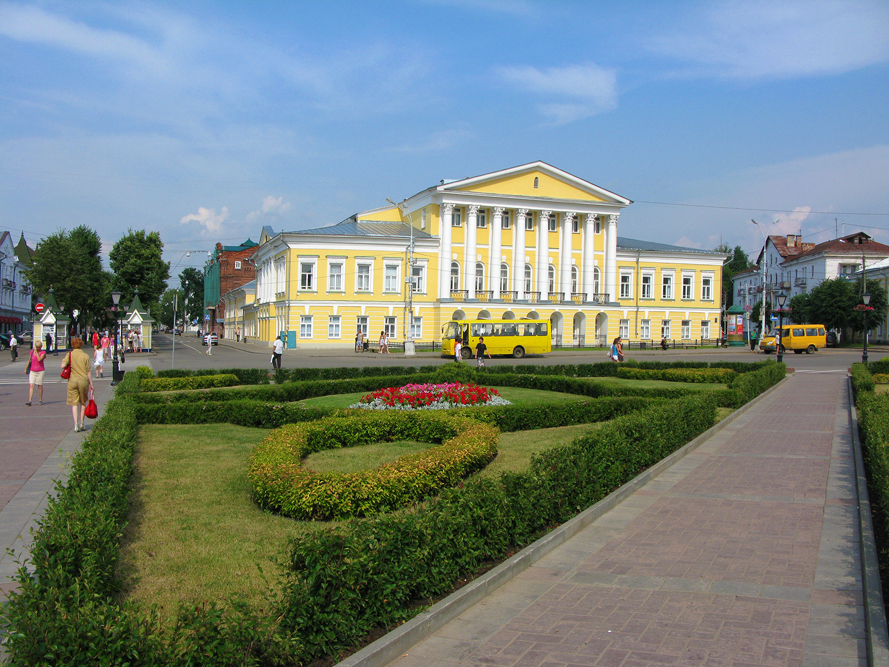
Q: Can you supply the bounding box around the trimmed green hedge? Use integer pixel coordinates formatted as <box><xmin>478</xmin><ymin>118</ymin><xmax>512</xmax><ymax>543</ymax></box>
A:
<box><xmin>249</xmin><ymin>412</ymin><xmax>498</xmax><ymax>520</ymax></box>
<box><xmin>616</xmin><ymin>366</ymin><xmax>736</xmax><ymax>384</ymax></box>
<box><xmin>140</xmin><ymin>373</ymin><xmax>240</xmax><ymax>392</ymax></box>
<box><xmin>156</xmin><ymin>367</ymin><xmax>270</xmax><ymax>385</ymax></box>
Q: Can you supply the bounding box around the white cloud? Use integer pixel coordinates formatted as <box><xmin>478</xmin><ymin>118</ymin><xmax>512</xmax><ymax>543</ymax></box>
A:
<box><xmin>246</xmin><ymin>196</ymin><xmax>292</xmax><ymax>223</ymax></box>
<box><xmin>648</xmin><ymin>0</ymin><xmax>889</xmax><ymax>79</ymax></box>
<box><xmin>495</xmin><ymin>62</ymin><xmax>618</xmax><ymax>123</ymax></box>
<box><xmin>180</xmin><ymin>206</ymin><xmax>229</xmax><ymax>234</ymax></box>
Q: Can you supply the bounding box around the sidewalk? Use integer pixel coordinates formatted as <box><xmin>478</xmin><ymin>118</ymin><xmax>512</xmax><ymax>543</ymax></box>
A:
<box><xmin>344</xmin><ymin>372</ymin><xmax>888</xmax><ymax>667</ymax></box>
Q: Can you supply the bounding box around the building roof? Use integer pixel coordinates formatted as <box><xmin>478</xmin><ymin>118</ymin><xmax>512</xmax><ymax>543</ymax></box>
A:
<box><xmin>221</xmin><ymin>239</ymin><xmax>258</xmax><ymax>252</ymax></box>
<box><xmin>289</xmin><ymin>218</ymin><xmax>432</xmax><ymax>239</ymax></box>
<box><xmin>15</xmin><ymin>234</ymin><xmax>35</xmax><ymax>267</ymax></box>
<box><xmin>785</xmin><ymin>232</ymin><xmax>889</xmax><ymax>262</ymax></box>
<box><xmin>617</xmin><ymin>237</ymin><xmax>725</xmax><ymax>256</ymax></box>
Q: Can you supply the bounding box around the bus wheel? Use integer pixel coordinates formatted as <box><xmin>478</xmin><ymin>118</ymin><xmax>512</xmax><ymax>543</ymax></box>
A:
<box><xmin>461</xmin><ymin>346</ymin><xmax>472</xmax><ymax>359</ymax></box>
<box><xmin>512</xmin><ymin>346</ymin><xmax>525</xmax><ymax>359</ymax></box>
<box><xmin>806</xmin><ymin>345</ymin><xmax>816</xmax><ymax>354</ymax></box>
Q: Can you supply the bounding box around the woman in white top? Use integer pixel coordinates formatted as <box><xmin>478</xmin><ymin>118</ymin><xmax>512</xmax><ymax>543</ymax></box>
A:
<box><xmin>379</xmin><ymin>331</ymin><xmax>389</xmax><ymax>354</ymax></box>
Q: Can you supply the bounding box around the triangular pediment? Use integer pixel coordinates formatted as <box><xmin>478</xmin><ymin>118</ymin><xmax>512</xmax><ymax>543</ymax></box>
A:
<box><xmin>437</xmin><ymin>161</ymin><xmax>631</xmax><ymax>206</ymax></box>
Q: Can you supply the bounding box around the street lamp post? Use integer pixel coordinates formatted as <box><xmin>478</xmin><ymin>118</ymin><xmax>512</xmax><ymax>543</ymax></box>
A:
<box><xmin>862</xmin><ymin>291</ymin><xmax>872</xmax><ymax>364</ymax></box>
<box><xmin>751</xmin><ymin>218</ymin><xmax>779</xmax><ymax>340</ymax></box>
<box><xmin>776</xmin><ymin>292</ymin><xmax>787</xmax><ymax>363</ymax></box>
<box><xmin>110</xmin><ymin>290</ymin><xmax>123</xmax><ymax>386</ymax></box>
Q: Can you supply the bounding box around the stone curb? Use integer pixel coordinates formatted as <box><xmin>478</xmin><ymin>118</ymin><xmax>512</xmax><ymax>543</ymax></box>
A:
<box><xmin>847</xmin><ymin>378</ymin><xmax>889</xmax><ymax>666</ymax></box>
<box><xmin>334</xmin><ymin>376</ymin><xmax>790</xmax><ymax>667</ymax></box>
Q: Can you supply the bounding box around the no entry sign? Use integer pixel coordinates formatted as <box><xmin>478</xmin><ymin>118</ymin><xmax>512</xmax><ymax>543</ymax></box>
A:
<box><xmin>35</xmin><ymin>302</ymin><xmax>45</xmax><ymax>314</ymax></box>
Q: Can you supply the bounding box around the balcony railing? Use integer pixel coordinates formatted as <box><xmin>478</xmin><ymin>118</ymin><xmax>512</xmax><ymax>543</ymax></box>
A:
<box><xmin>450</xmin><ymin>289</ymin><xmax>468</xmax><ymax>300</ymax></box>
<box><xmin>588</xmin><ymin>293</ymin><xmax>610</xmax><ymax>304</ymax></box>
<box><xmin>476</xmin><ymin>290</ymin><xmax>493</xmax><ymax>302</ymax></box>
<box><xmin>500</xmin><ymin>291</ymin><xmax>517</xmax><ymax>303</ymax></box>
<box><xmin>548</xmin><ymin>292</ymin><xmax>564</xmax><ymax>304</ymax></box>
<box><xmin>525</xmin><ymin>291</ymin><xmax>541</xmax><ymax>303</ymax></box>
<box><xmin>570</xmin><ymin>292</ymin><xmax>586</xmax><ymax>304</ymax></box>
<box><xmin>795</xmin><ymin>277</ymin><xmax>807</xmax><ymax>287</ymax></box>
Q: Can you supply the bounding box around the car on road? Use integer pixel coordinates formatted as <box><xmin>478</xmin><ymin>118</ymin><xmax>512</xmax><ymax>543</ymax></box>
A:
<box><xmin>826</xmin><ymin>331</ymin><xmax>839</xmax><ymax>347</ymax></box>
<box><xmin>201</xmin><ymin>332</ymin><xmax>219</xmax><ymax>346</ymax></box>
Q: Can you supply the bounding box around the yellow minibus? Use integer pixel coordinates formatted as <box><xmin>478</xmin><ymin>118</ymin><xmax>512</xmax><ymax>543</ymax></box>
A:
<box><xmin>759</xmin><ymin>324</ymin><xmax>827</xmax><ymax>354</ymax></box>
<box><xmin>441</xmin><ymin>319</ymin><xmax>552</xmax><ymax>359</ymax></box>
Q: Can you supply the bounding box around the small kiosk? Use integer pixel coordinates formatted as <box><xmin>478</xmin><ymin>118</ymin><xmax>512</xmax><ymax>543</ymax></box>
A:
<box><xmin>726</xmin><ymin>304</ymin><xmax>747</xmax><ymax>347</ymax></box>
<box><xmin>32</xmin><ymin>289</ymin><xmax>70</xmax><ymax>353</ymax></box>
<box><xmin>122</xmin><ymin>289</ymin><xmax>154</xmax><ymax>352</ymax></box>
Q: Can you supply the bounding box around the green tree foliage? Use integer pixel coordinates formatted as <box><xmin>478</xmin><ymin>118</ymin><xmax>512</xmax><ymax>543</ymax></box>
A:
<box><xmin>179</xmin><ymin>267</ymin><xmax>205</xmax><ymax>324</ymax></box>
<box><xmin>159</xmin><ymin>289</ymin><xmax>183</xmax><ymax>329</ymax></box>
<box><xmin>109</xmin><ymin>230</ymin><xmax>170</xmax><ymax>309</ymax></box>
<box><xmin>851</xmin><ymin>280</ymin><xmax>888</xmax><ymax>337</ymax></box>
<box><xmin>24</xmin><ymin>226</ymin><xmax>108</xmax><ymax>331</ymax></box>
<box><xmin>788</xmin><ymin>293</ymin><xmax>811</xmax><ymax>324</ymax></box>
<box><xmin>716</xmin><ymin>244</ymin><xmax>753</xmax><ymax>308</ymax></box>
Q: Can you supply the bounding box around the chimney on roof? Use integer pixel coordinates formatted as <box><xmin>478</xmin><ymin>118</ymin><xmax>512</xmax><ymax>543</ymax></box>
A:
<box><xmin>786</xmin><ymin>235</ymin><xmax>796</xmax><ymax>248</ymax></box>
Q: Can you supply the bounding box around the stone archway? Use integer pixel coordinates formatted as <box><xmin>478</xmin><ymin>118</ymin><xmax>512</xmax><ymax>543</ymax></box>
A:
<box><xmin>477</xmin><ymin>310</ymin><xmax>492</xmax><ymax>320</ymax></box>
<box><xmin>452</xmin><ymin>309</ymin><xmax>466</xmax><ymax>320</ymax></box>
<box><xmin>595</xmin><ymin>312</ymin><xmax>608</xmax><ymax>347</ymax></box>
<box><xmin>526</xmin><ymin>311</ymin><xmax>540</xmax><ymax>320</ymax></box>
<box><xmin>573</xmin><ymin>312</ymin><xmax>586</xmax><ymax>347</ymax></box>
<box><xmin>550</xmin><ymin>312</ymin><xmax>564</xmax><ymax>347</ymax></box>
<box><xmin>503</xmin><ymin>311</ymin><xmax>516</xmax><ymax>320</ymax></box>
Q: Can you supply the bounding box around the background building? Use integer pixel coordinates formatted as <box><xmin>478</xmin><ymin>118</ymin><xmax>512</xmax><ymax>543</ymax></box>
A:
<box><xmin>0</xmin><ymin>232</ymin><xmax>34</xmax><ymax>335</ymax></box>
<box><xmin>203</xmin><ymin>239</ymin><xmax>258</xmax><ymax>338</ymax></box>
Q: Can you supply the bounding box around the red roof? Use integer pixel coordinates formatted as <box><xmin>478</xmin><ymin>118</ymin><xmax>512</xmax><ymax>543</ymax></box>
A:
<box><xmin>786</xmin><ymin>232</ymin><xmax>889</xmax><ymax>262</ymax></box>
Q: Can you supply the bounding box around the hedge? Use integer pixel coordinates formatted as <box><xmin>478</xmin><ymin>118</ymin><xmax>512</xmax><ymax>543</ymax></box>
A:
<box><xmin>156</xmin><ymin>367</ymin><xmax>270</xmax><ymax>385</ymax></box>
<box><xmin>616</xmin><ymin>366</ymin><xmax>736</xmax><ymax>384</ymax></box>
<box><xmin>140</xmin><ymin>373</ymin><xmax>241</xmax><ymax>392</ymax></box>
<box><xmin>249</xmin><ymin>412</ymin><xmax>499</xmax><ymax>520</ymax></box>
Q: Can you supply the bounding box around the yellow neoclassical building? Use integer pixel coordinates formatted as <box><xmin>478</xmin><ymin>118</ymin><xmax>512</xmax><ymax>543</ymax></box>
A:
<box><xmin>242</xmin><ymin>162</ymin><xmax>727</xmax><ymax>349</ymax></box>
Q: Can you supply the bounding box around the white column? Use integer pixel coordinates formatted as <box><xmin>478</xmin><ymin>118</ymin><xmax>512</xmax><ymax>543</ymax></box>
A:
<box><xmin>583</xmin><ymin>214</ymin><xmax>597</xmax><ymax>299</ymax></box>
<box><xmin>537</xmin><ymin>210</ymin><xmax>550</xmax><ymax>300</ymax></box>
<box><xmin>515</xmin><ymin>209</ymin><xmax>527</xmax><ymax>300</ymax></box>
<box><xmin>440</xmin><ymin>203</ymin><xmax>454</xmax><ymax>299</ymax></box>
<box><xmin>560</xmin><ymin>212</ymin><xmax>574</xmax><ymax>299</ymax></box>
<box><xmin>606</xmin><ymin>214</ymin><xmax>618</xmax><ymax>303</ymax></box>
<box><xmin>491</xmin><ymin>207</ymin><xmax>504</xmax><ymax>299</ymax></box>
<box><xmin>465</xmin><ymin>204</ymin><xmax>479</xmax><ymax>299</ymax></box>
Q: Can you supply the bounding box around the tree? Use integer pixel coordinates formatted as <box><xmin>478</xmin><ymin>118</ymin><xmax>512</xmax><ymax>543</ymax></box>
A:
<box><xmin>788</xmin><ymin>293</ymin><xmax>811</xmax><ymax>325</ymax></box>
<box><xmin>109</xmin><ymin>230</ymin><xmax>170</xmax><ymax>310</ymax></box>
<box><xmin>716</xmin><ymin>244</ymin><xmax>753</xmax><ymax>309</ymax></box>
<box><xmin>851</xmin><ymin>280</ymin><xmax>888</xmax><ymax>339</ymax></box>
<box><xmin>159</xmin><ymin>289</ymin><xmax>183</xmax><ymax>329</ymax></box>
<box><xmin>179</xmin><ymin>267</ymin><xmax>205</xmax><ymax>325</ymax></box>
<box><xmin>23</xmin><ymin>226</ymin><xmax>107</xmax><ymax>332</ymax></box>
<box><xmin>806</xmin><ymin>278</ymin><xmax>857</xmax><ymax>333</ymax></box>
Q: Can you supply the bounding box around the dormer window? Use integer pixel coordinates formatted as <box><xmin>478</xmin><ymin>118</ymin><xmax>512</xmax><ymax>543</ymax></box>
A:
<box><xmin>533</xmin><ymin>177</ymin><xmax>539</xmax><ymax>188</ymax></box>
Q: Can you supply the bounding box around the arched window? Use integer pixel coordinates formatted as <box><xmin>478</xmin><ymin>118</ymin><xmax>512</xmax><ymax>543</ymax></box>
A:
<box><xmin>475</xmin><ymin>262</ymin><xmax>485</xmax><ymax>292</ymax></box>
<box><xmin>548</xmin><ymin>265</ymin><xmax>556</xmax><ymax>293</ymax></box>
<box><xmin>594</xmin><ymin>267</ymin><xmax>601</xmax><ymax>295</ymax></box>
<box><xmin>450</xmin><ymin>261</ymin><xmax>460</xmax><ymax>291</ymax></box>
<box><xmin>524</xmin><ymin>264</ymin><xmax>533</xmax><ymax>293</ymax></box>
<box><xmin>500</xmin><ymin>263</ymin><xmax>509</xmax><ymax>292</ymax></box>
<box><xmin>534</xmin><ymin>177</ymin><xmax>539</xmax><ymax>188</ymax></box>
<box><xmin>571</xmin><ymin>266</ymin><xmax>578</xmax><ymax>293</ymax></box>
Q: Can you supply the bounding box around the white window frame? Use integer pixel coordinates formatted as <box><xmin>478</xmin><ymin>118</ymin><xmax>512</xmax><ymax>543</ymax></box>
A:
<box><xmin>619</xmin><ymin>270</ymin><xmax>633</xmax><ymax>299</ymax></box>
<box><xmin>701</xmin><ymin>320</ymin><xmax>710</xmax><ymax>340</ymax></box>
<box><xmin>356</xmin><ymin>316</ymin><xmax>368</xmax><ymax>337</ymax></box>
<box><xmin>701</xmin><ymin>274</ymin><xmax>713</xmax><ymax>301</ymax></box>
<box><xmin>475</xmin><ymin>262</ymin><xmax>485</xmax><ymax>292</ymax></box>
<box><xmin>300</xmin><ymin>315</ymin><xmax>313</xmax><ymax>339</ymax></box>
<box><xmin>524</xmin><ymin>264</ymin><xmax>533</xmax><ymax>293</ymax></box>
<box><xmin>501</xmin><ymin>211</ymin><xmax>511</xmax><ymax>229</ymax></box>
<box><xmin>450</xmin><ymin>261</ymin><xmax>460</xmax><ymax>291</ymax></box>
<box><xmin>662</xmin><ymin>272</ymin><xmax>674</xmax><ymax>300</ymax></box>
<box><xmin>571</xmin><ymin>266</ymin><xmax>578</xmax><ymax>293</ymax></box>
<box><xmin>661</xmin><ymin>319</ymin><xmax>671</xmax><ymax>339</ymax></box>
<box><xmin>451</xmin><ymin>207</ymin><xmax>463</xmax><ymax>227</ymax></box>
<box><xmin>384</xmin><ymin>316</ymin><xmax>397</xmax><ymax>339</ymax></box>
<box><xmin>328</xmin><ymin>315</ymin><xmax>341</xmax><ymax>339</ymax></box>
<box><xmin>547</xmin><ymin>213</ymin><xmax>557</xmax><ymax>232</ymax></box>
<box><xmin>548</xmin><ymin>265</ymin><xmax>555</xmax><ymax>293</ymax></box>
<box><xmin>594</xmin><ymin>267</ymin><xmax>600</xmax><ymax>295</ymax></box>
<box><xmin>572</xmin><ymin>217</ymin><xmax>580</xmax><ymax>233</ymax></box>
<box><xmin>500</xmin><ymin>263</ymin><xmax>509</xmax><ymax>292</ymax></box>
<box><xmin>681</xmin><ymin>273</ymin><xmax>694</xmax><ymax>300</ymax></box>
<box><xmin>328</xmin><ymin>261</ymin><xmax>344</xmax><ymax>292</ymax></box>
<box><xmin>525</xmin><ymin>213</ymin><xmax>534</xmax><ymax>231</ymax></box>
<box><xmin>298</xmin><ymin>259</ymin><xmax>316</xmax><ymax>292</ymax></box>
<box><xmin>595</xmin><ymin>217</ymin><xmax>601</xmax><ymax>233</ymax></box>
<box><xmin>384</xmin><ymin>264</ymin><xmax>400</xmax><ymax>293</ymax></box>
<box><xmin>410</xmin><ymin>317</ymin><xmax>422</xmax><ymax>339</ymax></box>
<box><xmin>619</xmin><ymin>319</ymin><xmax>629</xmax><ymax>339</ymax></box>
<box><xmin>681</xmin><ymin>320</ymin><xmax>691</xmax><ymax>339</ymax></box>
<box><xmin>641</xmin><ymin>319</ymin><xmax>651</xmax><ymax>339</ymax></box>
<box><xmin>641</xmin><ymin>272</ymin><xmax>653</xmax><ymax>299</ymax></box>
<box><xmin>411</xmin><ymin>264</ymin><xmax>425</xmax><ymax>294</ymax></box>
<box><xmin>356</xmin><ymin>261</ymin><xmax>372</xmax><ymax>292</ymax></box>
<box><xmin>234</xmin><ymin>260</ymin><xmax>242</xmax><ymax>270</ymax></box>
<box><xmin>476</xmin><ymin>210</ymin><xmax>487</xmax><ymax>228</ymax></box>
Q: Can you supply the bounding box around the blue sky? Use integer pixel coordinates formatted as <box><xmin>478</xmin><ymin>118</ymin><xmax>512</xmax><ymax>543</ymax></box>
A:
<box><xmin>1</xmin><ymin>0</ymin><xmax>887</xmax><ymax>277</ymax></box>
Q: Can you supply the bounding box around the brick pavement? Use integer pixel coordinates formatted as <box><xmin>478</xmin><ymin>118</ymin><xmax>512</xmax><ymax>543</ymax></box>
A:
<box><xmin>379</xmin><ymin>372</ymin><xmax>884</xmax><ymax>667</ymax></box>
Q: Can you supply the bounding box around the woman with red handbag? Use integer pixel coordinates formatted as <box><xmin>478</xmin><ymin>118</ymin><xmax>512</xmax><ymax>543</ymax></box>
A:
<box><xmin>61</xmin><ymin>337</ymin><xmax>94</xmax><ymax>432</ymax></box>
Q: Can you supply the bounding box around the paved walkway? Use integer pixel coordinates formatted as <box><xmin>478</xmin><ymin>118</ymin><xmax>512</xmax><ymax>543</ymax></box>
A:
<box><xmin>347</xmin><ymin>372</ymin><xmax>888</xmax><ymax>667</ymax></box>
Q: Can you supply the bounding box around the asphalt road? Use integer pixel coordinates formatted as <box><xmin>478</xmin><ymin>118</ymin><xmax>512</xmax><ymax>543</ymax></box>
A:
<box><xmin>147</xmin><ymin>333</ymin><xmax>888</xmax><ymax>374</ymax></box>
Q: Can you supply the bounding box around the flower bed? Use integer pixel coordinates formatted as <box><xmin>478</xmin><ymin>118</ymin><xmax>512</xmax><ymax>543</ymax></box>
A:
<box><xmin>351</xmin><ymin>381</ymin><xmax>512</xmax><ymax>410</ymax></box>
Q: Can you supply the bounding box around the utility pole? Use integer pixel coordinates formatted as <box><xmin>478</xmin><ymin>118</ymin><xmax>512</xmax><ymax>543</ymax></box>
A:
<box><xmin>387</xmin><ymin>198</ymin><xmax>416</xmax><ymax>356</ymax></box>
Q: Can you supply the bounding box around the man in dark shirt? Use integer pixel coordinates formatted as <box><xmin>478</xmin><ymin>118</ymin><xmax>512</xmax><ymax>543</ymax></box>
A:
<box><xmin>475</xmin><ymin>336</ymin><xmax>491</xmax><ymax>368</ymax></box>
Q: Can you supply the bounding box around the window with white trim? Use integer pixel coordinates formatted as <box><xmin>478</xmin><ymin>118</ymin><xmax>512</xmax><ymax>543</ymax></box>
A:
<box><xmin>500</xmin><ymin>263</ymin><xmax>509</xmax><ymax>292</ymax></box>
<box><xmin>475</xmin><ymin>262</ymin><xmax>485</xmax><ymax>292</ymax></box>
<box><xmin>300</xmin><ymin>315</ymin><xmax>312</xmax><ymax>339</ymax></box>
<box><xmin>356</xmin><ymin>316</ymin><xmax>368</xmax><ymax>336</ymax></box>
<box><xmin>681</xmin><ymin>274</ymin><xmax>694</xmax><ymax>300</ymax></box>
<box><xmin>524</xmin><ymin>264</ymin><xmax>533</xmax><ymax>292</ymax></box>
<box><xmin>662</xmin><ymin>273</ymin><xmax>674</xmax><ymax>300</ymax></box>
<box><xmin>476</xmin><ymin>210</ymin><xmax>487</xmax><ymax>228</ymax></box>
<box><xmin>299</xmin><ymin>261</ymin><xmax>315</xmax><ymax>291</ymax></box>
<box><xmin>594</xmin><ymin>267</ymin><xmax>600</xmax><ymax>295</ymax></box>
<box><xmin>525</xmin><ymin>213</ymin><xmax>534</xmax><ymax>231</ymax></box>
<box><xmin>451</xmin><ymin>207</ymin><xmax>462</xmax><ymax>227</ymax></box>
<box><xmin>595</xmin><ymin>217</ymin><xmax>601</xmax><ymax>233</ymax></box>
<box><xmin>619</xmin><ymin>319</ymin><xmax>629</xmax><ymax>339</ymax></box>
<box><xmin>501</xmin><ymin>211</ymin><xmax>511</xmax><ymax>229</ymax></box>
<box><xmin>384</xmin><ymin>316</ymin><xmax>396</xmax><ymax>338</ymax></box>
<box><xmin>356</xmin><ymin>263</ymin><xmax>371</xmax><ymax>292</ymax></box>
<box><xmin>701</xmin><ymin>275</ymin><xmax>713</xmax><ymax>301</ymax></box>
<box><xmin>641</xmin><ymin>273</ymin><xmax>653</xmax><ymax>299</ymax></box>
<box><xmin>234</xmin><ymin>260</ymin><xmax>242</xmax><ymax>270</ymax></box>
<box><xmin>572</xmin><ymin>217</ymin><xmax>580</xmax><ymax>233</ymax></box>
<box><xmin>681</xmin><ymin>320</ymin><xmax>691</xmax><ymax>339</ymax></box>
<box><xmin>547</xmin><ymin>213</ymin><xmax>557</xmax><ymax>232</ymax></box>
<box><xmin>661</xmin><ymin>319</ymin><xmax>671</xmax><ymax>339</ymax></box>
<box><xmin>548</xmin><ymin>265</ymin><xmax>555</xmax><ymax>293</ymax></box>
<box><xmin>411</xmin><ymin>265</ymin><xmax>424</xmax><ymax>293</ymax></box>
<box><xmin>328</xmin><ymin>316</ymin><xmax>341</xmax><ymax>339</ymax></box>
<box><xmin>328</xmin><ymin>263</ymin><xmax>343</xmax><ymax>292</ymax></box>
<box><xmin>641</xmin><ymin>319</ymin><xmax>651</xmax><ymax>339</ymax></box>
<box><xmin>571</xmin><ymin>266</ymin><xmax>578</xmax><ymax>293</ymax></box>
<box><xmin>384</xmin><ymin>265</ymin><xmax>399</xmax><ymax>293</ymax></box>
<box><xmin>619</xmin><ymin>270</ymin><xmax>633</xmax><ymax>299</ymax></box>
<box><xmin>450</xmin><ymin>262</ymin><xmax>460</xmax><ymax>291</ymax></box>
<box><xmin>410</xmin><ymin>317</ymin><xmax>422</xmax><ymax>339</ymax></box>
<box><xmin>701</xmin><ymin>320</ymin><xmax>710</xmax><ymax>339</ymax></box>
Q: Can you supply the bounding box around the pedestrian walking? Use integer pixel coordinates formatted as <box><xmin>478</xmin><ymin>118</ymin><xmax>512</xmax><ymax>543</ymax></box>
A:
<box><xmin>236</xmin><ymin>326</ymin><xmax>241</xmax><ymax>343</ymax></box>
<box><xmin>379</xmin><ymin>330</ymin><xmax>389</xmax><ymax>354</ymax></box>
<box><xmin>136</xmin><ymin>331</ymin><xmax>142</xmax><ymax>353</ymax></box>
<box><xmin>272</xmin><ymin>335</ymin><xmax>284</xmax><ymax>369</ymax></box>
<box><xmin>92</xmin><ymin>330</ymin><xmax>99</xmax><ymax>348</ymax></box>
<box><xmin>46</xmin><ymin>331</ymin><xmax>55</xmax><ymax>356</ymax></box>
<box><xmin>9</xmin><ymin>332</ymin><xmax>18</xmax><ymax>361</ymax></box>
<box><xmin>454</xmin><ymin>338</ymin><xmax>462</xmax><ymax>362</ymax></box>
<box><xmin>62</xmin><ymin>337</ymin><xmax>94</xmax><ymax>432</ymax></box>
<box><xmin>355</xmin><ymin>327</ymin><xmax>363</xmax><ymax>353</ymax></box>
<box><xmin>749</xmin><ymin>329</ymin><xmax>758</xmax><ymax>351</ymax></box>
<box><xmin>93</xmin><ymin>343</ymin><xmax>106</xmax><ymax>378</ymax></box>
<box><xmin>475</xmin><ymin>336</ymin><xmax>491</xmax><ymax>368</ymax></box>
<box><xmin>205</xmin><ymin>332</ymin><xmax>213</xmax><ymax>355</ymax></box>
<box><xmin>610</xmin><ymin>336</ymin><xmax>625</xmax><ymax>362</ymax></box>
<box><xmin>24</xmin><ymin>340</ymin><xmax>47</xmax><ymax>406</ymax></box>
